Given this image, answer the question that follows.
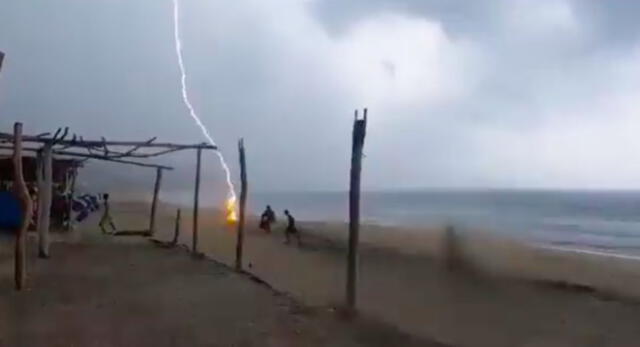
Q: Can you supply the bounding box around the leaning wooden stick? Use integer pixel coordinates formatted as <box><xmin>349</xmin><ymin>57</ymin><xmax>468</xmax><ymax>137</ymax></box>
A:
<box><xmin>149</xmin><ymin>167</ymin><xmax>163</xmax><ymax>236</ymax></box>
<box><xmin>171</xmin><ymin>209</ymin><xmax>181</xmax><ymax>247</ymax></box>
<box><xmin>13</xmin><ymin>122</ymin><xmax>33</xmax><ymax>290</ymax></box>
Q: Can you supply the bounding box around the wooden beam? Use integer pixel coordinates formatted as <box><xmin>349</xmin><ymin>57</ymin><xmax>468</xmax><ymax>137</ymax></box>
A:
<box><xmin>148</xmin><ymin>167</ymin><xmax>163</xmax><ymax>236</ymax></box>
<box><xmin>192</xmin><ymin>148</ymin><xmax>202</xmax><ymax>255</ymax></box>
<box><xmin>346</xmin><ymin>108</ymin><xmax>367</xmax><ymax>310</ymax></box>
<box><xmin>0</xmin><ymin>133</ymin><xmax>216</xmax><ymax>150</ymax></box>
<box><xmin>235</xmin><ymin>139</ymin><xmax>248</xmax><ymax>271</ymax></box>
<box><xmin>112</xmin><ymin>230</ymin><xmax>150</xmax><ymax>236</ymax></box>
<box><xmin>37</xmin><ymin>144</ymin><xmax>53</xmax><ymax>258</ymax></box>
<box><xmin>119</xmin><ymin>146</ymin><xmax>186</xmax><ymax>158</ymax></box>
<box><xmin>0</xmin><ymin>145</ymin><xmax>175</xmax><ymax>170</ymax></box>
<box><xmin>13</xmin><ymin>122</ymin><xmax>33</xmax><ymax>290</ymax></box>
<box><xmin>53</xmin><ymin>151</ymin><xmax>174</xmax><ymax>170</ymax></box>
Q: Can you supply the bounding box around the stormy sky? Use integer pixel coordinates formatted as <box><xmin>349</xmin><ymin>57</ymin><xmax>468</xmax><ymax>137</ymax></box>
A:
<box><xmin>2</xmin><ymin>0</ymin><xmax>640</xmax><ymax>195</ymax></box>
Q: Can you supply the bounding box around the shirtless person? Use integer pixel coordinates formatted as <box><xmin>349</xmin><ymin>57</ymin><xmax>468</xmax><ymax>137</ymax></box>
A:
<box><xmin>99</xmin><ymin>193</ymin><xmax>117</xmax><ymax>234</ymax></box>
<box><xmin>283</xmin><ymin>209</ymin><xmax>301</xmax><ymax>245</ymax></box>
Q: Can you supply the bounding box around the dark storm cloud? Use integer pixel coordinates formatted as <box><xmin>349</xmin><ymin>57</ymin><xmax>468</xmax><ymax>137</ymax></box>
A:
<box><xmin>2</xmin><ymin>0</ymin><xmax>640</xmax><ymax>192</ymax></box>
<box><xmin>311</xmin><ymin>0</ymin><xmax>640</xmax><ymax>47</ymax></box>
<box><xmin>570</xmin><ymin>1</ymin><xmax>640</xmax><ymax>46</ymax></box>
<box><xmin>309</xmin><ymin>0</ymin><xmax>502</xmax><ymax>38</ymax></box>
<box><xmin>0</xmin><ymin>0</ymin><xmax>192</xmax><ymax>140</ymax></box>
<box><xmin>0</xmin><ymin>0</ymin><xmax>354</xmax><ymax>197</ymax></box>
<box><xmin>310</xmin><ymin>0</ymin><xmax>640</xmax><ymax>125</ymax></box>
<box><xmin>309</xmin><ymin>0</ymin><xmax>640</xmax><ymax>188</ymax></box>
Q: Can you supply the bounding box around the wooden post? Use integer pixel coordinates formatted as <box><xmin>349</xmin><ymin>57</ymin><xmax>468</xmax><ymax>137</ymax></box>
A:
<box><xmin>171</xmin><ymin>208</ymin><xmax>181</xmax><ymax>246</ymax></box>
<box><xmin>192</xmin><ymin>148</ymin><xmax>202</xmax><ymax>255</ymax></box>
<box><xmin>13</xmin><ymin>122</ymin><xmax>33</xmax><ymax>290</ymax></box>
<box><xmin>65</xmin><ymin>170</ymin><xmax>77</xmax><ymax>231</ymax></box>
<box><xmin>346</xmin><ymin>108</ymin><xmax>367</xmax><ymax>310</ymax></box>
<box><xmin>235</xmin><ymin>139</ymin><xmax>248</xmax><ymax>271</ymax></box>
<box><xmin>35</xmin><ymin>149</ymin><xmax>44</xmax><ymax>234</ymax></box>
<box><xmin>37</xmin><ymin>144</ymin><xmax>52</xmax><ymax>258</ymax></box>
<box><xmin>149</xmin><ymin>167</ymin><xmax>163</xmax><ymax>236</ymax></box>
<box><xmin>0</xmin><ymin>51</ymin><xmax>4</xmax><ymax>74</ymax></box>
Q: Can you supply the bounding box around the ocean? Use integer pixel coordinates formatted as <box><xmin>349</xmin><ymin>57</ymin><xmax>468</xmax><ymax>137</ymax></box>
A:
<box><xmin>247</xmin><ymin>190</ymin><xmax>640</xmax><ymax>256</ymax></box>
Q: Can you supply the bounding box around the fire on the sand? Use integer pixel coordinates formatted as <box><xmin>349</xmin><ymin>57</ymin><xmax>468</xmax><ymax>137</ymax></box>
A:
<box><xmin>226</xmin><ymin>196</ymin><xmax>238</xmax><ymax>224</ymax></box>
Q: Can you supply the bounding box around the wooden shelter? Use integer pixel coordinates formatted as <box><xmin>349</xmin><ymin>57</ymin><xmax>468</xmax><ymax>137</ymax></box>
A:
<box><xmin>0</xmin><ymin>123</ymin><xmax>217</xmax><ymax>290</ymax></box>
<box><xmin>0</xmin><ymin>52</ymin><xmax>230</xmax><ymax>291</ymax></box>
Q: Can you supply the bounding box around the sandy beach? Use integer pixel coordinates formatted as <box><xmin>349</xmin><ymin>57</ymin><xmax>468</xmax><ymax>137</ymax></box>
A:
<box><xmin>6</xmin><ymin>0</ymin><xmax>640</xmax><ymax>345</ymax></box>
<box><xmin>5</xmin><ymin>200</ymin><xmax>640</xmax><ymax>346</ymax></box>
<box><xmin>0</xmin><ymin>206</ymin><xmax>444</xmax><ymax>347</ymax></box>
<box><xmin>138</xmin><ymin>200</ymin><xmax>640</xmax><ymax>347</ymax></box>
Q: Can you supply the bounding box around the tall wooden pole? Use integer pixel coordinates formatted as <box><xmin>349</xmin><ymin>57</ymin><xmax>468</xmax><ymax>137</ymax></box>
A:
<box><xmin>235</xmin><ymin>139</ymin><xmax>248</xmax><ymax>271</ymax></box>
<box><xmin>13</xmin><ymin>122</ymin><xmax>33</xmax><ymax>290</ymax></box>
<box><xmin>192</xmin><ymin>148</ymin><xmax>202</xmax><ymax>255</ymax></box>
<box><xmin>149</xmin><ymin>167</ymin><xmax>163</xmax><ymax>236</ymax></box>
<box><xmin>346</xmin><ymin>108</ymin><xmax>367</xmax><ymax>310</ymax></box>
<box><xmin>37</xmin><ymin>144</ymin><xmax>52</xmax><ymax>258</ymax></box>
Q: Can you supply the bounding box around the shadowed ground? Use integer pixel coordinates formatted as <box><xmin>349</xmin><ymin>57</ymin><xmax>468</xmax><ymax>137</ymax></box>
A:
<box><xmin>0</xmin><ymin>229</ymin><xmax>447</xmax><ymax>347</ymax></box>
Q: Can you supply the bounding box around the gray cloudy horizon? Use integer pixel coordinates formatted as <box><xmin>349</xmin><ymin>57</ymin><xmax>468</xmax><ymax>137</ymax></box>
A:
<box><xmin>2</xmin><ymin>0</ymin><xmax>640</xmax><ymax>196</ymax></box>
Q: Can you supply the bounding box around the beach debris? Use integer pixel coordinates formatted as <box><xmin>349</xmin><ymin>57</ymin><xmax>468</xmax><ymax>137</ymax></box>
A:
<box><xmin>444</xmin><ymin>224</ymin><xmax>462</xmax><ymax>271</ymax></box>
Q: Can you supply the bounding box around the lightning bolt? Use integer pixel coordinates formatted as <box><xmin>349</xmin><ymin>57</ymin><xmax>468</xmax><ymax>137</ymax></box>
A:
<box><xmin>172</xmin><ymin>0</ymin><xmax>237</xmax><ymax>213</ymax></box>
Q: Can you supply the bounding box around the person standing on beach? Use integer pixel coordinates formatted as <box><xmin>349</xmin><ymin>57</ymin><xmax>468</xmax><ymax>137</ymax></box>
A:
<box><xmin>259</xmin><ymin>205</ymin><xmax>276</xmax><ymax>233</ymax></box>
<box><xmin>284</xmin><ymin>209</ymin><xmax>301</xmax><ymax>245</ymax></box>
<box><xmin>99</xmin><ymin>193</ymin><xmax>117</xmax><ymax>234</ymax></box>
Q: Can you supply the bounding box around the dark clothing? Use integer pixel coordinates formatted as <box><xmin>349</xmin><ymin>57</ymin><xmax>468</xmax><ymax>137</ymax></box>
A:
<box><xmin>286</xmin><ymin>214</ymin><xmax>296</xmax><ymax>232</ymax></box>
<box><xmin>284</xmin><ymin>213</ymin><xmax>301</xmax><ymax>245</ymax></box>
<box><xmin>261</xmin><ymin>209</ymin><xmax>276</xmax><ymax>223</ymax></box>
<box><xmin>268</xmin><ymin>209</ymin><xmax>276</xmax><ymax>223</ymax></box>
<box><xmin>259</xmin><ymin>208</ymin><xmax>276</xmax><ymax>232</ymax></box>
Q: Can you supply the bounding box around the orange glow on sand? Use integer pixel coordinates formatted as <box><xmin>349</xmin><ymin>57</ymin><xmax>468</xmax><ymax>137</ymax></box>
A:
<box><xmin>225</xmin><ymin>196</ymin><xmax>238</xmax><ymax>224</ymax></box>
